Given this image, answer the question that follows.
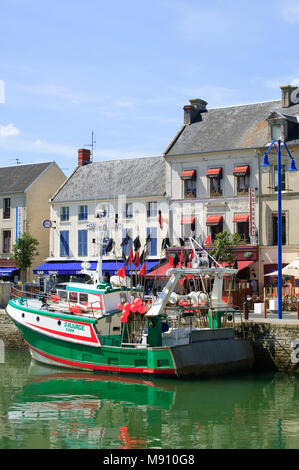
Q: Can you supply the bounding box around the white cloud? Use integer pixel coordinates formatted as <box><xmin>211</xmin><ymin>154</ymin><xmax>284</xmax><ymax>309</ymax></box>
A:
<box><xmin>280</xmin><ymin>0</ymin><xmax>299</xmax><ymax>23</ymax></box>
<box><xmin>0</xmin><ymin>124</ymin><xmax>20</xmax><ymax>138</ymax></box>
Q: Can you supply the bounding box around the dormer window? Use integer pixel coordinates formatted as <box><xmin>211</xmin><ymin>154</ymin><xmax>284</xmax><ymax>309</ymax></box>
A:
<box><xmin>181</xmin><ymin>170</ymin><xmax>196</xmax><ymax>198</ymax></box>
<box><xmin>271</xmin><ymin>124</ymin><xmax>282</xmax><ymax>140</ymax></box>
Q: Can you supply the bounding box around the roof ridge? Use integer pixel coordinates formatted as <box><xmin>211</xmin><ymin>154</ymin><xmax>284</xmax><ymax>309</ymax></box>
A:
<box><xmin>208</xmin><ymin>99</ymin><xmax>280</xmax><ymax>111</ymax></box>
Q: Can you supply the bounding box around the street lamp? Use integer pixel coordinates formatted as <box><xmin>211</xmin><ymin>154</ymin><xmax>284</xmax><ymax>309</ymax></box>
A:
<box><xmin>261</xmin><ymin>139</ymin><xmax>297</xmax><ymax>319</ymax></box>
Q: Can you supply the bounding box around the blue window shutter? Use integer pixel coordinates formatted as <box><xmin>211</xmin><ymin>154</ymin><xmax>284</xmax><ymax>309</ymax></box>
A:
<box><xmin>78</xmin><ymin>230</ymin><xmax>87</xmax><ymax>256</ymax></box>
<box><xmin>60</xmin><ymin>230</ymin><xmax>69</xmax><ymax>257</ymax></box>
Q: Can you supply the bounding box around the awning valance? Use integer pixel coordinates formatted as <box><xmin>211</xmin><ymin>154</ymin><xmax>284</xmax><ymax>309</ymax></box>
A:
<box><xmin>0</xmin><ymin>268</ymin><xmax>19</xmax><ymax>277</ymax></box>
<box><xmin>233</xmin><ymin>165</ymin><xmax>250</xmax><ymax>176</ymax></box>
<box><xmin>206</xmin><ymin>215</ymin><xmax>223</xmax><ymax>226</ymax></box>
<box><xmin>206</xmin><ymin>168</ymin><xmax>222</xmax><ymax>177</ymax></box>
<box><xmin>233</xmin><ymin>214</ymin><xmax>249</xmax><ymax>222</ymax></box>
<box><xmin>181</xmin><ymin>216</ymin><xmax>196</xmax><ymax>225</ymax></box>
<box><xmin>180</xmin><ymin>170</ymin><xmax>196</xmax><ymax>179</ymax></box>
<box><xmin>33</xmin><ymin>260</ymin><xmax>159</xmax><ymax>276</ymax></box>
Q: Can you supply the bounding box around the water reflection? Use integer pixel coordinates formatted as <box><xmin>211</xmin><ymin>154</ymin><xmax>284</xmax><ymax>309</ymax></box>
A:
<box><xmin>1</xmin><ymin>350</ymin><xmax>299</xmax><ymax>449</ymax></box>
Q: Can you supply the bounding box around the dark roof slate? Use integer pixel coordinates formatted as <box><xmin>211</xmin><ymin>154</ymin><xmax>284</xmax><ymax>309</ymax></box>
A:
<box><xmin>0</xmin><ymin>162</ymin><xmax>52</xmax><ymax>194</ymax></box>
<box><xmin>51</xmin><ymin>156</ymin><xmax>166</xmax><ymax>202</ymax></box>
<box><xmin>165</xmin><ymin>100</ymin><xmax>299</xmax><ymax>156</ymax></box>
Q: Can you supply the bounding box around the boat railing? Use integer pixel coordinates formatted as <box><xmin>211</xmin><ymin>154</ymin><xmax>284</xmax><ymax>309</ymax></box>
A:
<box><xmin>10</xmin><ymin>285</ymin><xmax>104</xmax><ymax>318</ymax></box>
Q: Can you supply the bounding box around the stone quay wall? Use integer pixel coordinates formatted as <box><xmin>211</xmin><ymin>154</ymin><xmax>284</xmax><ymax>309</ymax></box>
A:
<box><xmin>235</xmin><ymin>321</ymin><xmax>299</xmax><ymax>372</ymax></box>
<box><xmin>1</xmin><ymin>310</ymin><xmax>299</xmax><ymax>372</ymax></box>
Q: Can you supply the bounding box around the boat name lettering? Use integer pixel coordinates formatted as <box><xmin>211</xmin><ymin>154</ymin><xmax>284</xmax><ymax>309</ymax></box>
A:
<box><xmin>64</xmin><ymin>321</ymin><xmax>86</xmax><ymax>332</ymax></box>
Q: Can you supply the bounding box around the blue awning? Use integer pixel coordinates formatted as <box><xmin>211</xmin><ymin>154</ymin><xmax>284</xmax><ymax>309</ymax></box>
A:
<box><xmin>0</xmin><ymin>268</ymin><xmax>19</xmax><ymax>277</ymax></box>
<box><xmin>33</xmin><ymin>260</ymin><xmax>159</xmax><ymax>275</ymax></box>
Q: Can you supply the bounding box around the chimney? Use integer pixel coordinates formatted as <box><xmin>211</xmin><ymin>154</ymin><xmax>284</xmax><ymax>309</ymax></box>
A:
<box><xmin>280</xmin><ymin>85</ymin><xmax>297</xmax><ymax>108</ymax></box>
<box><xmin>78</xmin><ymin>148</ymin><xmax>91</xmax><ymax>166</ymax></box>
<box><xmin>183</xmin><ymin>98</ymin><xmax>208</xmax><ymax>125</ymax></box>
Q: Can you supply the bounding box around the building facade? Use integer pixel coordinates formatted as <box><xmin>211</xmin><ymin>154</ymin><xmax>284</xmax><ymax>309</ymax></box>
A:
<box><xmin>164</xmin><ymin>86</ymin><xmax>299</xmax><ymax>294</ymax></box>
<box><xmin>0</xmin><ymin>162</ymin><xmax>66</xmax><ymax>282</ymax></box>
<box><xmin>34</xmin><ymin>150</ymin><xmax>169</xmax><ymax>282</ymax></box>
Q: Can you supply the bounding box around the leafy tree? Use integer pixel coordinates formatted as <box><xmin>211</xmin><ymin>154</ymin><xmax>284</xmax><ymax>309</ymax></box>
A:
<box><xmin>12</xmin><ymin>232</ymin><xmax>39</xmax><ymax>282</ymax></box>
<box><xmin>211</xmin><ymin>230</ymin><xmax>242</xmax><ymax>266</ymax></box>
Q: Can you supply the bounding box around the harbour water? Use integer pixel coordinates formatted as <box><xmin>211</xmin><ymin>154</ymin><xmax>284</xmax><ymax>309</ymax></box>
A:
<box><xmin>0</xmin><ymin>349</ymin><xmax>299</xmax><ymax>450</ymax></box>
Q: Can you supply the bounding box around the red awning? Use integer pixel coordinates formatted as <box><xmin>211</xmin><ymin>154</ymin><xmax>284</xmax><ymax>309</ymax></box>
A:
<box><xmin>206</xmin><ymin>168</ymin><xmax>222</xmax><ymax>177</ymax></box>
<box><xmin>181</xmin><ymin>216</ymin><xmax>196</xmax><ymax>225</ymax></box>
<box><xmin>180</xmin><ymin>170</ymin><xmax>196</xmax><ymax>179</ymax></box>
<box><xmin>146</xmin><ymin>261</ymin><xmax>173</xmax><ymax>278</ymax></box>
<box><xmin>233</xmin><ymin>165</ymin><xmax>249</xmax><ymax>176</ymax></box>
<box><xmin>206</xmin><ymin>215</ymin><xmax>223</xmax><ymax>226</ymax></box>
<box><xmin>221</xmin><ymin>260</ymin><xmax>254</xmax><ymax>271</ymax></box>
<box><xmin>233</xmin><ymin>214</ymin><xmax>249</xmax><ymax>222</ymax></box>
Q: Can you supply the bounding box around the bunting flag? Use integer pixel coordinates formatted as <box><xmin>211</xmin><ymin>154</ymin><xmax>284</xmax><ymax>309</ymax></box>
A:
<box><xmin>128</xmin><ymin>249</ymin><xmax>134</xmax><ymax>265</ymax></box>
<box><xmin>139</xmin><ymin>264</ymin><xmax>146</xmax><ymax>276</ymax></box>
<box><xmin>168</xmin><ymin>256</ymin><xmax>174</xmax><ymax>267</ymax></box>
<box><xmin>180</xmin><ymin>250</ymin><xmax>184</xmax><ymax>264</ymax></box>
<box><xmin>205</xmin><ymin>234</ymin><xmax>211</xmax><ymax>245</ymax></box>
<box><xmin>161</xmin><ymin>237</ymin><xmax>170</xmax><ymax>251</ymax></box>
<box><xmin>183</xmin><ymin>250</ymin><xmax>189</xmax><ymax>266</ymax></box>
<box><xmin>106</xmin><ymin>238</ymin><xmax>113</xmax><ymax>253</ymax></box>
<box><xmin>121</xmin><ymin>232</ymin><xmax>131</xmax><ymax>247</ymax></box>
<box><xmin>173</xmin><ymin>253</ymin><xmax>180</xmax><ymax>267</ymax></box>
<box><xmin>178</xmin><ymin>238</ymin><xmax>185</xmax><ymax>246</ymax></box>
<box><xmin>122</xmin><ymin>251</ymin><xmax>128</xmax><ymax>266</ymax></box>
<box><xmin>133</xmin><ymin>236</ymin><xmax>141</xmax><ymax>251</ymax></box>
<box><xmin>158</xmin><ymin>210</ymin><xmax>163</xmax><ymax>229</ymax></box>
<box><xmin>190</xmin><ymin>249</ymin><xmax>194</xmax><ymax>261</ymax></box>
<box><xmin>134</xmin><ymin>250</ymin><xmax>140</xmax><ymax>267</ymax></box>
<box><xmin>117</xmin><ymin>265</ymin><xmax>126</xmax><ymax>278</ymax></box>
<box><xmin>140</xmin><ymin>248</ymin><xmax>148</xmax><ymax>265</ymax></box>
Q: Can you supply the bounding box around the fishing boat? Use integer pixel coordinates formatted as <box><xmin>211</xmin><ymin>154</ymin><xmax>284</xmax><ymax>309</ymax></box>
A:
<box><xmin>6</xmin><ymin>233</ymin><xmax>254</xmax><ymax>378</ymax></box>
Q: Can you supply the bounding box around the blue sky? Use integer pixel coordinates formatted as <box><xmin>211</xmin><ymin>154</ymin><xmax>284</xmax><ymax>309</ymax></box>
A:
<box><xmin>1</xmin><ymin>0</ymin><xmax>299</xmax><ymax>175</ymax></box>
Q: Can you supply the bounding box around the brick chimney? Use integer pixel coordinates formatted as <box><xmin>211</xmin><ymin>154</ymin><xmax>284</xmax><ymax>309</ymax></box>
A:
<box><xmin>183</xmin><ymin>98</ymin><xmax>208</xmax><ymax>125</ymax></box>
<box><xmin>280</xmin><ymin>85</ymin><xmax>297</xmax><ymax>108</ymax></box>
<box><xmin>78</xmin><ymin>148</ymin><xmax>91</xmax><ymax>166</ymax></box>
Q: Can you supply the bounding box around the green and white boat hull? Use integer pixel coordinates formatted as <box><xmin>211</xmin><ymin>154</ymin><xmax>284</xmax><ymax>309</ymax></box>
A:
<box><xmin>6</xmin><ymin>298</ymin><xmax>254</xmax><ymax>378</ymax></box>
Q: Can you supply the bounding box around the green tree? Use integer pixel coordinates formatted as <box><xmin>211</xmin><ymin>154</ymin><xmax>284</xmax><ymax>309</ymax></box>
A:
<box><xmin>211</xmin><ymin>230</ymin><xmax>242</xmax><ymax>266</ymax></box>
<box><xmin>12</xmin><ymin>232</ymin><xmax>39</xmax><ymax>282</ymax></box>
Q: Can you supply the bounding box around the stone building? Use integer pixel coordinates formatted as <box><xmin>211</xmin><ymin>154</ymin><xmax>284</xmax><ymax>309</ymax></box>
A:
<box><xmin>163</xmin><ymin>85</ymin><xmax>299</xmax><ymax>295</ymax></box>
<box><xmin>0</xmin><ymin>162</ymin><xmax>66</xmax><ymax>282</ymax></box>
<box><xmin>33</xmin><ymin>149</ymin><xmax>168</xmax><ymax>281</ymax></box>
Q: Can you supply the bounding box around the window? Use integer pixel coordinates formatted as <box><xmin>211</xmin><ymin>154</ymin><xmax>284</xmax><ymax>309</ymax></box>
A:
<box><xmin>181</xmin><ymin>170</ymin><xmax>197</xmax><ymax>199</ymax></box>
<box><xmin>207</xmin><ymin>169</ymin><xmax>222</xmax><ymax>197</ymax></box>
<box><xmin>124</xmin><ymin>203</ymin><xmax>133</xmax><ymax>219</ymax></box>
<box><xmin>272</xmin><ymin>213</ymin><xmax>286</xmax><ymax>246</ymax></box>
<box><xmin>78</xmin><ymin>229</ymin><xmax>88</xmax><ymax>256</ymax></box>
<box><xmin>181</xmin><ymin>217</ymin><xmax>196</xmax><ymax>240</ymax></box>
<box><xmin>60</xmin><ymin>207</ymin><xmax>69</xmax><ymax>222</ymax></box>
<box><xmin>236</xmin><ymin>222</ymin><xmax>250</xmax><ymax>243</ymax></box>
<box><xmin>146</xmin><ymin>227</ymin><xmax>157</xmax><ymax>256</ymax></box>
<box><xmin>60</xmin><ymin>230</ymin><xmax>70</xmax><ymax>256</ymax></box>
<box><xmin>122</xmin><ymin>228</ymin><xmax>133</xmax><ymax>257</ymax></box>
<box><xmin>233</xmin><ymin>215</ymin><xmax>250</xmax><ymax>243</ymax></box>
<box><xmin>147</xmin><ymin>201</ymin><xmax>157</xmax><ymax>218</ymax></box>
<box><xmin>234</xmin><ymin>166</ymin><xmax>250</xmax><ymax>194</ymax></box>
<box><xmin>3</xmin><ymin>230</ymin><xmax>11</xmax><ymax>253</ymax></box>
<box><xmin>206</xmin><ymin>216</ymin><xmax>223</xmax><ymax>242</ymax></box>
<box><xmin>271</xmin><ymin>124</ymin><xmax>281</xmax><ymax>140</ymax></box>
<box><xmin>78</xmin><ymin>205</ymin><xmax>88</xmax><ymax>221</ymax></box>
<box><xmin>3</xmin><ymin>198</ymin><xmax>10</xmax><ymax>219</ymax></box>
<box><xmin>273</xmin><ymin>165</ymin><xmax>286</xmax><ymax>192</ymax></box>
